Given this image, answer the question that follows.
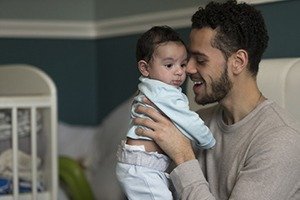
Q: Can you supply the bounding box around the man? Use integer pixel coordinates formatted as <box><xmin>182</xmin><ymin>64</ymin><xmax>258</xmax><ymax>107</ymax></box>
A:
<box><xmin>134</xmin><ymin>0</ymin><xmax>300</xmax><ymax>199</ymax></box>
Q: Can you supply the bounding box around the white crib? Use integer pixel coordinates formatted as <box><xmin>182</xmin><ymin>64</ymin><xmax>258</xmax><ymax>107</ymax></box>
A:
<box><xmin>0</xmin><ymin>64</ymin><xmax>57</xmax><ymax>199</ymax></box>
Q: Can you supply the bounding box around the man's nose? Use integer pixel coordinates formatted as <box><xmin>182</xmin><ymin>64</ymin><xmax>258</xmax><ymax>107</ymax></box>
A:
<box><xmin>186</xmin><ymin>59</ymin><xmax>197</xmax><ymax>75</ymax></box>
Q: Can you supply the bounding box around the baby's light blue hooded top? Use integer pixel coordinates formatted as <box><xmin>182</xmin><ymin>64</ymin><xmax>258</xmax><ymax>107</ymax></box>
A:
<box><xmin>127</xmin><ymin>76</ymin><xmax>216</xmax><ymax>149</ymax></box>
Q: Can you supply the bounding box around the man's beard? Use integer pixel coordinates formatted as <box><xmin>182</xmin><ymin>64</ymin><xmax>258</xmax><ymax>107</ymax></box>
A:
<box><xmin>196</xmin><ymin>65</ymin><xmax>233</xmax><ymax>105</ymax></box>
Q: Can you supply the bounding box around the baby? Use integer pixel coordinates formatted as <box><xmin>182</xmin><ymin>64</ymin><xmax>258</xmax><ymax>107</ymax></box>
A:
<box><xmin>116</xmin><ymin>25</ymin><xmax>216</xmax><ymax>200</ymax></box>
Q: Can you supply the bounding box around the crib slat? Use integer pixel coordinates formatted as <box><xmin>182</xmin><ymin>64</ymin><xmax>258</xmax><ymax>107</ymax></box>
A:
<box><xmin>31</xmin><ymin>107</ymin><xmax>38</xmax><ymax>200</ymax></box>
<box><xmin>12</xmin><ymin>107</ymin><xmax>19</xmax><ymax>199</ymax></box>
<box><xmin>51</xmin><ymin>106</ymin><xmax>58</xmax><ymax>200</ymax></box>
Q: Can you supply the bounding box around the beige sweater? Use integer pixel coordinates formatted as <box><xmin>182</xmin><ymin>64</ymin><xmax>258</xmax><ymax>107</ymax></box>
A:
<box><xmin>170</xmin><ymin>100</ymin><xmax>300</xmax><ymax>200</ymax></box>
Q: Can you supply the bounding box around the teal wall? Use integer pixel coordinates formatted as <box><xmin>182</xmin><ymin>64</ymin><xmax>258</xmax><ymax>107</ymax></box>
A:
<box><xmin>0</xmin><ymin>38</ymin><xmax>99</xmax><ymax>125</ymax></box>
<box><xmin>0</xmin><ymin>0</ymin><xmax>299</xmax><ymax>125</ymax></box>
<box><xmin>96</xmin><ymin>35</ymin><xmax>140</xmax><ymax>123</ymax></box>
<box><xmin>257</xmin><ymin>0</ymin><xmax>300</xmax><ymax>58</ymax></box>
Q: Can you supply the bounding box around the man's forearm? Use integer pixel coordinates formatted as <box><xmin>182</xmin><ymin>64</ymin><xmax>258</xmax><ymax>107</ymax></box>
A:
<box><xmin>170</xmin><ymin>160</ymin><xmax>215</xmax><ymax>200</ymax></box>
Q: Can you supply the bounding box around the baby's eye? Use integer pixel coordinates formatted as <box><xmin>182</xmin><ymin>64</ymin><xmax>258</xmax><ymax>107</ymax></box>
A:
<box><xmin>165</xmin><ymin>64</ymin><xmax>173</xmax><ymax>68</ymax></box>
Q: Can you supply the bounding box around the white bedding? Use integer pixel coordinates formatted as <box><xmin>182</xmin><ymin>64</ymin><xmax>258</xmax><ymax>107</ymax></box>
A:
<box><xmin>0</xmin><ymin>109</ymin><xmax>42</xmax><ymax>140</ymax></box>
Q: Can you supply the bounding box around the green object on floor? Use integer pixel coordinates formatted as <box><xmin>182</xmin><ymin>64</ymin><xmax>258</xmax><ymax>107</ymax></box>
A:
<box><xmin>59</xmin><ymin>156</ymin><xmax>94</xmax><ymax>200</ymax></box>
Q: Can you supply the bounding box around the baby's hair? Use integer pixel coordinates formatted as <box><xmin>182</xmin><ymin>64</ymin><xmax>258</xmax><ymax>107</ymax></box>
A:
<box><xmin>136</xmin><ymin>25</ymin><xmax>186</xmax><ymax>62</ymax></box>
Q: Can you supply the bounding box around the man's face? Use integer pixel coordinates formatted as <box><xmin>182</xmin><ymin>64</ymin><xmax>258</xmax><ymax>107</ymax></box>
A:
<box><xmin>187</xmin><ymin>28</ymin><xmax>233</xmax><ymax>105</ymax></box>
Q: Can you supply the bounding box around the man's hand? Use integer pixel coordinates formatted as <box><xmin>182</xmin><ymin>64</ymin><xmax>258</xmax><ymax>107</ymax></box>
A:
<box><xmin>133</xmin><ymin>98</ymin><xmax>196</xmax><ymax>166</ymax></box>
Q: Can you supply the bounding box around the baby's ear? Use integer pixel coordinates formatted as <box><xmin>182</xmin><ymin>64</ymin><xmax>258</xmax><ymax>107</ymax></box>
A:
<box><xmin>138</xmin><ymin>60</ymin><xmax>150</xmax><ymax>77</ymax></box>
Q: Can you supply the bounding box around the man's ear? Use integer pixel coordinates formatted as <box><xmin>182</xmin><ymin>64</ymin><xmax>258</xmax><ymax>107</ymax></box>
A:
<box><xmin>232</xmin><ymin>49</ymin><xmax>248</xmax><ymax>75</ymax></box>
<box><xmin>138</xmin><ymin>60</ymin><xmax>150</xmax><ymax>77</ymax></box>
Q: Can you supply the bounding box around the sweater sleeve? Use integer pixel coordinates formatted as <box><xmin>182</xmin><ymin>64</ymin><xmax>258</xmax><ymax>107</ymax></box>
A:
<box><xmin>170</xmin><ymin>127</ymin><xmax>300</xmax><ymax>200</ymax></box>
<box><xmin>170</xmin><ymin>160</ymin><xmax>216</xmax><ymax>200</ymax></box>
<box><xmin>170</xmin><ymin>123</ymin><xmax>300</xmax><ymax>200</ymax></box>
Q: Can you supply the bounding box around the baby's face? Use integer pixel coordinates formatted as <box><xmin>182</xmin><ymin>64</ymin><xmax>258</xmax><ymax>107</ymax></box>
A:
<box><xmin>147</xmin><ymin>41</ymin><xmax>188</xmax><ymax>88</ymax></box>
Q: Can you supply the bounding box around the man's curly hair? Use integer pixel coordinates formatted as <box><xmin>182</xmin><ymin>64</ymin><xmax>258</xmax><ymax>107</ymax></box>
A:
<box><xmin>191</xmin><ymin>0</ymin><xmax>269</xmax><ymax>76</ymax></box>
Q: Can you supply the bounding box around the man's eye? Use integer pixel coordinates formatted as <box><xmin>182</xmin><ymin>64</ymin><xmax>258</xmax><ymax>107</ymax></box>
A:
<box><xmin>181</xmin><ymin>63</ymin><xmax>187</xmax><ymax>68</ymax></box>
<box><xmin>197</xmin><ymin>60</ymin><xmax>206</xmax><ymax>65</ymax></box>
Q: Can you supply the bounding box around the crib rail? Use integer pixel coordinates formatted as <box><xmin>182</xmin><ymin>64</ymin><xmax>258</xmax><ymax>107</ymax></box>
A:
<box><xmin>0</xmin><ymin>192</ymin><xmax>50</xmax><ymax>200</ymax></box>
<box><xmin>0</xmin><ymin>64</ymin><xmax>57</xmax><ymax>200</ymax></box>
<box><xmin>0</xmin><ymin>104</ymin><xmax>56</xmax><ymax>199</ymax></box>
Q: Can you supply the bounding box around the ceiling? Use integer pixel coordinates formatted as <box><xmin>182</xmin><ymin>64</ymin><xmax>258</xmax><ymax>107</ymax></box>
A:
<box><xmin>94</xmin><ymin>0</ymin><xmax>222</xmax><ymax>20</ymax></box>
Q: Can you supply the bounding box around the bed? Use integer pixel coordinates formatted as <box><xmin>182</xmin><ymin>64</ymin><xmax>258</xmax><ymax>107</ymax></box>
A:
<box><xmin>0</xmin><ymin>64</ymin><xmax>58</xmax><ymax>199</ymax></box>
